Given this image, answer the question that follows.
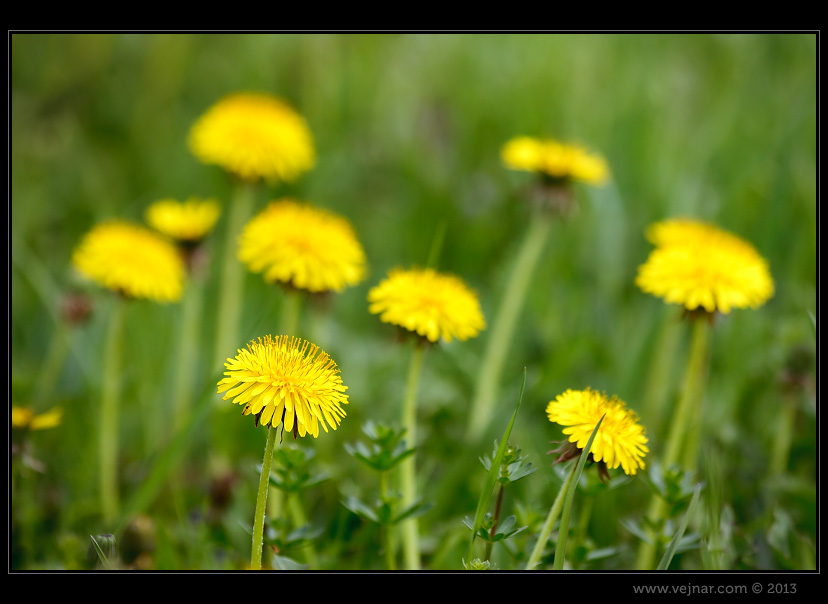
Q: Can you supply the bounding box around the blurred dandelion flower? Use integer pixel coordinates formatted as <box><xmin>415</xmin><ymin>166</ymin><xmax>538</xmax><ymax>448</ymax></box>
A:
<box><xmin>145</xmin><ymin>197</ymin><xmax>221</xmax><ymax>244</ymax></box>
<box><xmin>546</xmin><ymin>388</ymin><xmax>648</xmax><ymax>476</ymax></box>
<box><xmin>11</xmin><ymin>406</ymin><xmax>63</xmax><ymax>431</ymax></box>
<box><xmin>217</xmin><ymin>335</ymin><xmax>348</xmax><ymax>438</ymax></box>
<box><xmin>635</xmin><ymin>218</ymin><xmax>774</xmax><ymax>314</ymax></box>
<box><xmin>501</xmin><ymin>136</ymin><xmax>609</xmax><ymax>185</ymax></box>
<box><xmin>368</xmin><ymin>267</ymin><xmax>486</xmax><ymax>343</ymax></box>
<box><xmin>72</xmin><ymin>221</ymin><xmax>185</xmax><ymax>303</ymax></box>
<box><xmin>188</xmin><ymin>92</ymin><xmax>315</xmax><ymax>183</ymax></box>
<box><xmin>238</xmin><ymin>199</ymin><xmax>367</xmax><ymax>293</ymax></box>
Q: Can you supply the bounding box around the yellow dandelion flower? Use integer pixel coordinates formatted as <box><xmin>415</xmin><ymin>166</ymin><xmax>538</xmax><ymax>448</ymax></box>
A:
<box><xmin>635</xmin><ymin>218</ymin><xmax>774</xmax><ymax>314</ymax></box>
<box><xmin>188</xmin><ymin>92</ymin><xmax>315</xmax><ymax>183</ymax></box>
<box><xmin>501</xmin><ymin>136</ymin><xmax>609</xmax><ymax>185</ymax></box>
<box><xmin>11</xmin><ymin>405</ymin><xmax>63</xmax><ymax>431</ymax></box>
<box><xmin>217</xmin><ymin>335</ymin><xmax>348</xmax><ymax>438</ymax></box>
<box><xmin>238</xmin><ymin>199</ymin><xmax>367</xmax><ymax>293</ymax></box>
<box><xmin>72</xmin><ymin>221</ymin><xmax>185</xmax><ymax>303</ymax></box>
<box><xmin>546</xmin><ymin>388</ymin><xmax>648</xmax><ymax>476</ymax></box>
<box><xmin>368</xmin><ymin>267</ymin><xmax>486</xmax><ymax>343</ymax></box>
<box><xmin>146</xmin><ymin>197</ymin><xmax>221</xmax><ymax>243</ymax></box>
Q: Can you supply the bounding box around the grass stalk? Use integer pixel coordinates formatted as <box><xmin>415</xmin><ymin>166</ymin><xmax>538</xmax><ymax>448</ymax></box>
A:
<box><xmin>525</xmin><ymin>459</ymin><xmax>576</xmax><ymax>569</ymax></box>
<box><xmin>552</xmin><ymin>415</ymin><xmax>604</xmax><ymax>570</ymax></box>
<box><xmin>212</xmin><ymin>180</ymin><xmax>256</xmax><ymax>370</ymax></box>
<box><xmin>636</xmin><ymin>316</ymin><xmax>710</xmax><ymax>570</ymax></box>
<box><xmin>171</xmin><ymin>273</ymin><xmax>205</xmax><ymax>436</ymax></box>
<box><xmin>99</xmin><ymin>296</ymin><xmax>126</xmax><ymax>525</ymax></box>
<box><xmin>466</xmin><ymin>213</ymin><xmax>552</xmax><ymax>442</ymax></box>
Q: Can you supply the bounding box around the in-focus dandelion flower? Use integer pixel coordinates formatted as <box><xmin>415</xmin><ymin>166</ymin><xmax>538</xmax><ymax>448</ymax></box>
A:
<box><xmin>188</xmin><ymin>92</ymin><xmax>315</xmax><ymax>183</ymax></box>
<box><xmin>146</xmin><ymin>197</ymin><xmax>221</xmax><ymax>243</ymax></box>
<box><xmin>546</xmin><ymin>388</ymin><xmax>648</xmax><ymax>476</ymax></box>
<box><xmin>368</xmin><ymin>267</ymin><xmax>486</xmax><ymax>343</ymax></box>
<box><xmin>217</xmin><ymin>335</ymin><xmax>348</xmax><ymax>438</ymax></box>
<box><xmin>635</xmin><ymin>218</ymin><xmax>774</xmax><ymax>314</ymax></box>
<box><xmin>72</xmin><ymin>221</ymin><xmax>185</xmax><ymax>302</ymax></box>
<box><xmin>11</xmin><ymin>406</ymin><xmax>63</xmax><ymax>431</ymax></box>
<box><xmin>238</xmin><ymin>199</ymin><xmax>367</xmax><ymax>293</ymax></box>
<box><xmin>501</xmin><ymin>136</ymin><xmax>609</xmax><ymax>185</ymax></box>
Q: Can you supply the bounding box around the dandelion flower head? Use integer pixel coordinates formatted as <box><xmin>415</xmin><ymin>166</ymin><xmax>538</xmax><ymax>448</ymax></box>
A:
<box><xmin>217</xmin><ymin>335</ymin><xmax>348</xmax><ymax>438</ymax></box>
<box><xmin>238</xmin><ymin>199</ymin><xmax>367</xmax><ymax>293</ymax></box>
<box><xmin>146</xmin><ymin>197</ymin><xmax>221</xmax><ymax>243</ymax></box>
<box><xmin>501</xmin><ymin>136</ymin><xmax>609</xmax><ymax>185</ymax></box>
<box><xmin>72</xmin><ymin>221</ymin><xmax>185</xmax><ymax>302</ymax></box>
<box><xmin>11</xmin><ymin>406</ymin><xmax>63</xmax><ymax>431</ymax></box>
<box><xmin>546</xmin><ymin>388</ymin><xmax>648</xmax><ymax>476</ymax></box>
<box><xmin>188</xmin><ymin>92</ymin><xmax>315</xmax><ymax>183</ymax></box>
<box><xmin>368</xmin><ymin>267</ymin><xmax>486</xmax><ymax>343</ymax></box>
<box><xmin>635</xmin><ymin>218</ymin><xmax>774</xmax><ymax>314</ymax></box>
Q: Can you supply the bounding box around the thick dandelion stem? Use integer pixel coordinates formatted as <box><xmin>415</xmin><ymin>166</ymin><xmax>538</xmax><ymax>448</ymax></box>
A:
<box><xmin>400</xmin><ymin>341</ymin><xmax>426</xmax><ymax>570</ymax></box>
<box><xmin>212</xmin><ymin>181</ymin><xmax>256</xmax><ymax>369</ymax></box>
<box><xmin>664</xmin><ymin>317</ymin><xmax>710</xmax><ymax>474</ymax></box>
<box><xmin>100</xmin><ymin>296</ymin><xmax>126</xmax><ymax>526</ymax></box>
<box><xmin>525</xmin><ymin>461</ymin><xmax>577</xmax><ymax>570</ymax></box>
<box><xmin>251</xmin><ymin>424</ymin><xmax>279</xmax><ymax>570</ymax></box>
<box><xmin>171</xmin><ymin>273</ymin><xmax>205</xmax><ymax>437</ymax></box>
<box><xmin>466</xmin><ymin>213</ymin><xmax>552</xmax><ymax>442</ymax></box>
<box><xmin>268</xmin><ymin>288</ymin><xmax>302</xmax><ymax>520</ymax></box>
<box><xmin>636</xmin><ymin>317</ymin><xmax>710</xmax><ymax>570</ymax></box>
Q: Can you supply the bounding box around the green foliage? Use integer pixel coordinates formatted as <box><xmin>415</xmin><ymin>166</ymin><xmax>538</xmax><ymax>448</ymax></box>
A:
<box><xmin>344</xmin><ymin>421</ymin><xmax>415</xmax><ymax>473</ymax></box>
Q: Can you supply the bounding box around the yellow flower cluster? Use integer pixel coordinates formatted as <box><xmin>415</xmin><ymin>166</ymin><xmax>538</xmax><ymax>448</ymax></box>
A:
<box><xmin>217</xmin><ymin>335</ymin><xmax>348</xmax><ymax>438</ymax></box>
<box><xmin>11</xmin><ymin>406</ymin><xmax>63</xmax><ymax>431</ymax></box>
<box><xmin>146</xmin><ymin>197</ymin><xmax>221</xmax><ymax>243</ymax></box>
<box><xmin>188</xmin><ymin>92</ymin><xmax>315</xmax><ymax>183</ymax></box>
<box><xmin>636</xmin><ymin>218</ymin><xmax>775</xmax><ymax>314</ymax></box>
<box><xmin>368</xmin><ymin>267</ymin><xmax>485</xmax><ymax>343</ymax></box>
<box><xmin>72</xmin><ymin>221</ymin><xmax>185</xmax><ymax>303</ymax></box>
<box><xmin>546</xmin><ymin>388</ymin><xmax>648</xmax><ymax>476</ymax></box>
<box><xmin>238</xmin><ymin>199</ymin><xmax>367</xmax><ymax>293</ymax></box>
<box><xmin>501</xmin><ymin>136</ymin><xmax>609</xmax><ymax>185</ymax></box>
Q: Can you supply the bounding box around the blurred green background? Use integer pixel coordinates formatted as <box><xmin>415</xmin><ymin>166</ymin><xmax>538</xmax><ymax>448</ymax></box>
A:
<box><xmin>11</xmin><ymin>33</ymin><xmax>816</xmax><ymax>571</ymax></box>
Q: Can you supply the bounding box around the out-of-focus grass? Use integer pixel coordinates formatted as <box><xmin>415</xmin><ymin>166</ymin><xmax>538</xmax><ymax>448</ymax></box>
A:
<box><xmin>11</xmin><ymin>33</ymin><xmax>816</xmax><ymax>571</ymax></box>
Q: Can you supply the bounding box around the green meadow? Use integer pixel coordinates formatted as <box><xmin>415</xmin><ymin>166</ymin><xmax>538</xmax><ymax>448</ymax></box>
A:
<box><xmin>10</xmin><ymin>33</ymin><xmax>816</xmax><ymax>572</ymax></box>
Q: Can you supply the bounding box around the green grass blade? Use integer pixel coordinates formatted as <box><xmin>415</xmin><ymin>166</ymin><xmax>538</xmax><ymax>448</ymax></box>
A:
<box><xmin>552</xmin><ymin>414</ymin><xmax>604</xmax><ymax>570</ymax></box>
<box><xmin>657</xmin><ymin>482</ymin><xmax>702</xmax><ymax>570</ymax></box>
<box><xmin>89</xmin><ymin>535</ymin><xmax>113</xmax><ymax>570</ymax></box>
<box><xmin>465</xmin><ymin>367</ymin><xmax>526</xmax><ymax>563</ymax></box>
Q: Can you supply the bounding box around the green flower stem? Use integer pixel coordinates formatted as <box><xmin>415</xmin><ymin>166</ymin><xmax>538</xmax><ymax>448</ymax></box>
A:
<box><xmin>268</xmin><ymin>288</ymin><xmax>302</xmax><ymax>520</ymax></box>
<box><xmin>251</xmin><ymin>424</ymin><xmax>279</xmax><ymax>570</ymax></box>
<box><xmin>400</xmin><ymin>341</ymin><xmax>426</xmax><ymax>570</ymax></box>
<box><xmin>380</xmin><ymin>470</ymin><xmax>396</xmax><ymax>571</ymax></box>
<box><xmin>484</xmin><ymin>483</ymin><xmax>506</xmax><ymax>562</ymax></box>
<box><xmin>525</xmin><ymin>461</ymin><xmax>577</xmax><ymax>570</ymax></box>
<box><xmin>171</xmin><ymin>271</ymin><xmax>205</xmax><ymax>437</ymax></box>
<box><xmin>100</xmin><ymin>296</ymin><xmax>126</xmax><ymax>525</ymax></box>
<box><xmin>466</xmin><ymin>212</ymin><xmax>553</xmax><ymax>442</ymax></box>
<box><xmin>636</xmin><ymin>317</ymin><xmax>710</xmax><ymax>570</ymax></box>
<box><xmin>212</xmin><ymin>180</ymin><xmax>256</xmax><ymax>370</ymax></box>
<box><xmin>281</xmin><ymin>287</ymin><xmax>302</xmax><ymax>337</ymax></box>
<box><xmin>666</xmin><ymin>317</ymin><xmax>710</xmax><ymax>474</ymax></box>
